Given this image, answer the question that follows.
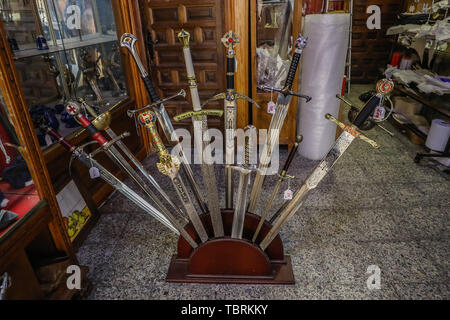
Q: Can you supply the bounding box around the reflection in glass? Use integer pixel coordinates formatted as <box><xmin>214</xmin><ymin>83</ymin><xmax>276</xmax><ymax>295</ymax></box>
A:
<box><xmin>257</xmin><ymin>0</ymin><xmax>294</xmax><ymax>89</ymax></box>
<box><xmin>0</xmin><ymin>0</ymin><xmax>128</xmax><ymax>149</ymax></box>
<box><xmin>0</xmin><ymin>83</ymin><xmax>40</xmax><ymax>239</ymax></box>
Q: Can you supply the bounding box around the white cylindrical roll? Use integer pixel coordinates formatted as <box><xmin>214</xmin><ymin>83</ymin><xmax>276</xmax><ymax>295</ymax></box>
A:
<box><xmin>426</xmin><ymin>119</ymin><xmax>450</xmax><ymax>152</ymax></box>
<box><xmin>297</xmin><ymin>14</ymin><xmax>351</xmax><ymax>160</ymax></box>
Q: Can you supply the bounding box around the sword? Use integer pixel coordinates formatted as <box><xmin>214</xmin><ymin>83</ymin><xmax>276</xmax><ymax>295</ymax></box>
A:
<box><xmin>138</xmin><ymin>111</ymin><xmax>208</xmax><ymax>243</ymax></box>
<box><xmin>44</xmin><ymin>126</ymin><xmax>198</xmax><ymax>249</ymax></box>
<box><xmin>247</xmin><ymin>35</ymin><xmax>309</xmax><ymax>214</ymax></box>
<box><xmin>230</xmin><ymin>125</ymin><xmax>258</xmax><ymax>239</ymax></box>
<box><xmin>65</xmin><ymin>101</ymin><xmax>186</xmax><ymax>227</ymax></box>
<box><xmin>175</xmin><ymin>29</ymin><xmax>225</xmax><ymax>238</ymax></box>
<box><xmin>252</xmin><ymin>135</ymin><xmax>302</xmax><ymax>242</ymax></box>
<box><xmin>259</xmin><ymin>79</ymin><xmax>394</xmax><ymax>250</ymax></box>
<box><xmin>78</xmin><ymin>98</ymin><xmax>188</xmax><ymax>223</ymax></box>
<box><xmin>202</xmin><ymin>30</ymin><xmax>261</xmax><ymax>210</ymax></box>
<box><xmin>120</xmin><ymin>33</ymin><xmax>209</xmax><ymax>215</ymax></box>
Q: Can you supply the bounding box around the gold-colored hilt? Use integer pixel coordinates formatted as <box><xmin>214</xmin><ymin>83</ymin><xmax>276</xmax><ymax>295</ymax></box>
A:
<box><xmin>173</xmin><ymin>109</ymin><xmax>224</xmax><ymax>122</ymax></box>
<box><xmin>221</xmin><ymin>30</ymin><xmax>240</xmax><ymax>53</ymax></box>
<box><xmin>325</xmin><ymin>114</ymin><xmax>379</xmax><ymax>149</ymax></box>
<box><xmin>177</xmin><ymin>29</ymin><xmax>190</xmax><ymax>48</ymax></box>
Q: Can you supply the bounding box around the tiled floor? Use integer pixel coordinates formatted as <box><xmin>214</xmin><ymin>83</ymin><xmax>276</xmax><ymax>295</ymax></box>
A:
<box><xmin>77</xmin><ymin>85</ymin><xmax>449</xmax><ymax>300</ymax></box>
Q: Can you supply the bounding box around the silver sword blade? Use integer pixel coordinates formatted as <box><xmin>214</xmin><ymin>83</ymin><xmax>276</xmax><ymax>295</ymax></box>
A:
<box><xmin>248</xmin><ymin>94</ymin><xmax>292</xmax><ymax>213</ymax></box>
<box><xmin>252</xmin><ymin>177</ymin><xmax>282</xmax><ymax>242</ymax></box>
<box><xmin>231</xmin><ymin>167</ymin><xmax>252</xmax><ymax>239</ymax></box>
<box><xmin>104</xmin><ymin>127</ymin><xmax>188</xmax><ymax>222</ymax></box>
<box><xmin>260</xmin><ymin>131</ymin><xmax>356</xmax><ymax>250</ymax></box>
<box><xmin>75</xmin><ymin>151</ymin><xmax>198</xmax><ymax>248</ymax></box>
<box><xmin>171</xmin><ymin>174</ymin><xmax>209</xmax><ymax>243</ymax></box>
<box><xmin>224</xmin><ymin>100</ymin><xmax>237</xmax><ymax>209</ymax></box>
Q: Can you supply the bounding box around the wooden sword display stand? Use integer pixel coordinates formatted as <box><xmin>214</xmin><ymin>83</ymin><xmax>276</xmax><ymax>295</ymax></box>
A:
<box><xmin>166</xmin><ymin>210</ymin><xmax>295</xmax><ymax>284</ymax></box>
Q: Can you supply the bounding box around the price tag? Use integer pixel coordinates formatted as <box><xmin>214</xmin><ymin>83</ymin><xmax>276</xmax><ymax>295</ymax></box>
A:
<box><xmin>267</xmin><ymin>101</ymin><xmax>276</xmax><ymax>114</ymax></box>
<box><xmin>45</xmin><ymin>134</ymin><xmax>53</xmax><ymax>146</ymax></box>
<box><xmin>373</xmin><ymin>105</ymin><xmax>386</xmax><ymax>121</ymax></box>
<box><xmin>89</xmin><ymin>167</ymin><xmax>100</xmax><ymax>179</ymax></box>
<box><xmin>284</xmin><ymin>189</ymin><xmax>293</xmax><ymax>200</ymax></box>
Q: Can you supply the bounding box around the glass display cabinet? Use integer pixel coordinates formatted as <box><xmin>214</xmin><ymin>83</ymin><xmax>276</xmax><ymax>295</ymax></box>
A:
<box><xmin>0</xmin><ymin>0</ymin><xmax>146</xmax><ymax>299</ymax></box>
<box><xmin>0</xmin><ymin>0</ymin><xmax>129</xmax><ymax>149</ymax></box>
<box><xmin>251</xmin><ymin>0</ymin><xmax>302</xmax><ymax>146</ymax></box>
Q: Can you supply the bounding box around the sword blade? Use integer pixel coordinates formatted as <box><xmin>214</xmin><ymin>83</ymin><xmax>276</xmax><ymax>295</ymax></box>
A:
<box><xmin>260</xmin><ymin>131</ymin><xmax>356</xmax><ymax>250</ymax></box>
<box><xmin>231</xmin><ymin>169</ymin><xmax>251</xmax><ymax>239</ymax></box>
<box><xmin>224</xmin><ymin>100</ymin><xmax>237</xmax><ymax>209</ymax></box>
<box><xmin>105</xmin><ymin>128</ymin><xmax>188</xmax><ymax>223</ymax></box>
<box><xmin>171</xmin><ymin>173</ymin><xmax>209</xmax><ymax>243</ymax></box>
<box><xmin>252</xmin><ymin>178</ymin><xmax>282</xmax><ymax>242</ymax></box>
<box><xmin>248</xmin><ymin>94</ymin><xmax>292</xmax><ymax>212</ymax></box>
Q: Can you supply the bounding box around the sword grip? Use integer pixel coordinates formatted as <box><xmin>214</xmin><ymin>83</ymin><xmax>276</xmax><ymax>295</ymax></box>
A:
<box><xmin>281</xmin><ymin>135</ymin><xmax>302</xmax><ymax>174</ymax></box>
<box><xmin>142</xmin><ymin>75</ymin><xmax>160</xmax><ymax>103</ymax></box>
<box><xmin>227</xmin><ymin>57</ymin><xmax>235</xmax><ymax>90</ymax></box>
<box><xmin>47</xmin><ymin>128</ymin><xmax>73</xmax><ymax>150</ymax></box>
<box><xmin>353</xmin><ymin>95</ymin><xmax>381</xmax><ymax>128</ymax></box>
<box><xmin>77</xmin><ymin>115</ymin><xmax>108</xmax><ymax>146</ymax></box>
<box><xmin>284</xmin><ymin>52</ymin><xmax>301</xmax><ymax>91</ymax></box>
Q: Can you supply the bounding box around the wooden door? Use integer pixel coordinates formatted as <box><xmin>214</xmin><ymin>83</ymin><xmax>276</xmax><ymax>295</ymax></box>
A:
<box><xmin>250</xmin><ymin>0</ymin><xmax>303</xmax><ymax>147</ymax></box>
<box><xmin>140</xmin><ymin>0</ymin><xmax>226</xmax><ymax>135</ymax></box>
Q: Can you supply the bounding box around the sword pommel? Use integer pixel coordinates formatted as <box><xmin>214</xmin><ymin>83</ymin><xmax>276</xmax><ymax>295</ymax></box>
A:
<box><xmin>294</xmin><ymin>34</ymin><xmax>308</xmax><ymax>52</ymax></box>
<box><xmin>221</xmin><ymin>30</ymin><xmax>240</xmax><ymax>53</ymax></box>
<box><xmin>177</xmin><ymin>29</ymin><xmax>191</xmax><ymax>48</ymax></box>
<box><xmin>120</xmin><ymin>33</ymin><xmax>138</xmax><ymax>51</ymax></box>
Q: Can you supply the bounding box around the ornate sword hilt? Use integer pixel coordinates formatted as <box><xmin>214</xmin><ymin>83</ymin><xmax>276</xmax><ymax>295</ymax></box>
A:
<box><xmin>260</xmin><ymin>85</ymin><xmax>312</xmax><ymax>102</ymax></box>
<box><xmin>77</xmin><ymin>98</ymin><xmax>112</xmax><ymax>131</ymax></box>
<box><xmin>173</xmin><ymin>109</ymin><xmax>224</xmax><ymax>122</ymax></box>
<box><xmin>325</xmin><ymin>114</ymin><xmax>379</xmax><ymax>149</ymax></box>
<box><xmin>127</xmin><ymin>90</ymin><xmax>186</xmax><ymax>118</ymax></box>
<box><xmin>138</xmin><ymin>111</ymin><xmax>179</xmax><ymax>175</ymax></box>
<box><xmin>120</xmin><ymin>33</ymin><xmax>160</xmax><ymax>103</ymax></box>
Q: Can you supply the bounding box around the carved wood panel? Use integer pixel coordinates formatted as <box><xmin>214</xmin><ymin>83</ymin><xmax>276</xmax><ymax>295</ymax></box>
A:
<box><xmin>141</xmin><ymin>0</ymin><xmax>226</xmax><ymax>135</ymax></box>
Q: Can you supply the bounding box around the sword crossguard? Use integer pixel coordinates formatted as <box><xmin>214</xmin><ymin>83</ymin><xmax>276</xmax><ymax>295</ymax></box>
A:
<box><xmin>127</xmin><ymin>90</ymin><xmax>186</xmax><ymax>118</ymax></box>
<box><xmin>201</xmin><ymin>91</ymin><xmax>261</xmax><ymax>109</ymax></box>
<box><xmin>325</xmin><ymin>114</ymin><xmax>379</xmax><ymax>149</ymax></box>
<box><xmin>173</xmin><ymin>110</ymin><xmax>224</xmax><ymax>122</ymax></box>
<box><xmin>90</xmin><ymin>132</ymin><xmax>131</xmax><ymax>157</ymax></box>
<box><xmin>278</xmin><ymin>173</ymin><xmax>295</xmax><ymax>180</ymax></box>
<box><xmin>260</xmin><ymin>86</ymin><xmax>312</xmax><ymax>102</ymax></box>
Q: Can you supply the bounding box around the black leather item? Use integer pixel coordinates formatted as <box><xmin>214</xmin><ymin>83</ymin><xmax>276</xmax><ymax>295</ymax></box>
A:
<box><xmin>0</xmin><ymin>209</ymin><xmax>18</xmax><ymax>231</ymax></box>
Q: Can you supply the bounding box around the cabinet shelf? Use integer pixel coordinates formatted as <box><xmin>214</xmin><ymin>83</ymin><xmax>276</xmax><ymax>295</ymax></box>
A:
<box><xmin>13</xmin><ymin>34</ymin><xmax>117</xmax><ymax>60</ymax></box>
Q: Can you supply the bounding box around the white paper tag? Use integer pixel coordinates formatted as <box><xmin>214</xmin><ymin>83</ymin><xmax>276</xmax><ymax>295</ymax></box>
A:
<box><xmin>89</xmin><ymin>167</ymin><xmax>100</xmax><ymax>179</ymax></box>
<box><xmin>284</xmin><ymin>189</ymin><xmax>293</xmax><ymax>200</ymax></box>
<box><xmin>267</xmin><ymin>101</ymin><xmax>276</xmax><ymax>114</ymax></box>
<box><xmin>45</xmin><ymin>134</ymin><xmax>53</xmax><ymax>146</ymax></box>
<box><xmin>373</xmin><ymin>106</ymin><xmax>386</xmax><ymax>121</ymax></box>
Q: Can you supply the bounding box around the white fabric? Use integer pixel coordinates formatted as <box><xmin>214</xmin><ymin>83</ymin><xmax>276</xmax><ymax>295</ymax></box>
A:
<box><xmin>297</xmin><ymin>13</ymin><xmax>351</xmax><ymax>160</ymax></box>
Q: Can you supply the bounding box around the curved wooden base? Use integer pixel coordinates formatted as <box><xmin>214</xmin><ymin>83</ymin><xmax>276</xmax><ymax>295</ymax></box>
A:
<box><xmin>166</xmin><ymin>210</ymin><xmax>295</xmax><ymax>285</ymax></box>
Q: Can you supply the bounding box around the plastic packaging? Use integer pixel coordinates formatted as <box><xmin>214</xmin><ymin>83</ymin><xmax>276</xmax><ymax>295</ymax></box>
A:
<box><xmin>297</xmin><ymin>13</ymin><xmax>351</xmax><ymax>160</ymax></box>
<box><xmin>426</xmin><ymin>119</ymin><xmax>450</xmax><ymax>152</ymax></box>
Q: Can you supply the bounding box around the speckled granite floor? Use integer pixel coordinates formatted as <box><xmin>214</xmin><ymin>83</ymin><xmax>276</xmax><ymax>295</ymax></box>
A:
<box><xmin>77</xmin><ymin>85</ymin><xmax>449</xmax><ymax>300</ymax></box>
